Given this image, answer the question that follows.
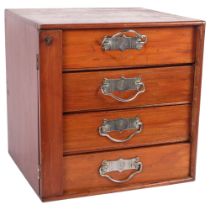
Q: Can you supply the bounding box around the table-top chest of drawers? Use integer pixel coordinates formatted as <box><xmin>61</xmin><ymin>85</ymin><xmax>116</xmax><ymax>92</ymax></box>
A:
<box><xmin>5</xmin><ymin>8</ymin><xmax>205</xmax><ymax>201</ymax></box>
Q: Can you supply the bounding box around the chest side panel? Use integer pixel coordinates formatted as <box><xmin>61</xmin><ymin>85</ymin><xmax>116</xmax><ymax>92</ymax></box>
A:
<box><xmin>5</xmin><ymin>11</ymin><xmax>40</xmax><ymax>194</ymax></box>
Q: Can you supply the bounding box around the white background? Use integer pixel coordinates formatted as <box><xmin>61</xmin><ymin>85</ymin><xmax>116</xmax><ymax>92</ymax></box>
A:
<box><xmin>0</xmin><ymin>0</ymin><xmax>209</xmax><ymax>209</ymax></box>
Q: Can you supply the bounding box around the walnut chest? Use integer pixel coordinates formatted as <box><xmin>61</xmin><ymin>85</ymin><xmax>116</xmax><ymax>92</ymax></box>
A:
<box><xmin>5</xmin><ymin>8</ymin><xmax>205</xmax><ymax>201</ymax></box>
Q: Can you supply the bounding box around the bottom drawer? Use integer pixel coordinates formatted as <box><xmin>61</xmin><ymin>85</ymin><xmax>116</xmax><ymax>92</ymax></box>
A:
<box><xmin>64</xmin><ymin>143</ymin><xmax>190</xmax><ymax>194</ymax></box>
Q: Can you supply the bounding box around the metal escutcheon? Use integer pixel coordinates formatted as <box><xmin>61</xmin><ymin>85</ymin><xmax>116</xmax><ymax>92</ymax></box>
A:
<box><xmin>99</xmin><ymin>157</ymin><xmax>143</xmax><ymax>183</ymax></box>
<box><xmin>102</xmin><ymin>29</ymin><xmax>147</xmax><ymax>51</ymax></box>
<box><xmin>99</xmin><ymin>117</ymin><xmax>143</xmax><ymax>143</ymax></box>
<box><xmin>101</xmin><ymin>76</ymin><xmax>145</xmax><ymax>102</ymax></box>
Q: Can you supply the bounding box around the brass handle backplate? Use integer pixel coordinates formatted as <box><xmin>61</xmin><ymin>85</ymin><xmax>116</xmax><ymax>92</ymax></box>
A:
<box><xmin>99</xmin><ymin>157</ymin><xmax>143</xmax><ymax>183</ymax></box>
<box><xmin>102</xmin><ymin>29</ymin><xmax>147</xmax><ymax>51</ymax></box>
<box><xmin>101</xmin><ymin>76</ymin><xmax>145</xmax><ymax>102</ymax></box>
<box><xmin>99</xmin><ymin>117</ymin><xmax>143</xmax><ymax>143</ymax></box>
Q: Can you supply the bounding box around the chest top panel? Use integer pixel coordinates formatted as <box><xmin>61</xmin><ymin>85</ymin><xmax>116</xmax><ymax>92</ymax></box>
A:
<box><xmin>6</xmin><ymin>8</ymin><xmax>203</xmax><ymax>29</ymax></box>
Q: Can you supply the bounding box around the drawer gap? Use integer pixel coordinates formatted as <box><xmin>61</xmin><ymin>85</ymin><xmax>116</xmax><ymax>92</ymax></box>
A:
<box><xmin>63</xmin><ymin>140</ymin><xmax>191</xmax><ymax>156</ymax></box>
<box><xmin>63</xmin><ymin>63</ymin><xmax>195</xmax><ymax>74</ymax></box>
<box><xmin>63</xmin><ymin>102</ymin><xmax>192</xmax><ymax>115</ymax></box>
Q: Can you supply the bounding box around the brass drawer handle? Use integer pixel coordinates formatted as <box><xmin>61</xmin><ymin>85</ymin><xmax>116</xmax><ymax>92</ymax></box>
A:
<box><xmin>99</xmin><ymin>117</ymin><xmax>143</xmax><ymax>143</ymax></box>
<box><xmin>99</xmin><ymin>157</ymin><xmax>143</xmax><ymax>183</ymax></box>
<box><xmin>102</xmin><ymin>29</ymin><xmax>147</xmax><ymax>51</ymax></box>
<box><xmin>101</xmin><ymin>76</ymin><xmax>145</xmax><ymax>102</ymax></box>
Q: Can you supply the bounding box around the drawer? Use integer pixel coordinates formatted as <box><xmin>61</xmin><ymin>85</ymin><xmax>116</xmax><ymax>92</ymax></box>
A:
<box><xmin>63</xmin><ymin>66</ymin><xmax>193</xmax><ymax>112</ymax></box>
<box><xmin>64</xmin><ymin>105</ymin><xmax>190</xmax><ymax>154</ymax></box>
<box><xmin>64</xmin><ymin>143</ymin><xmax>190</xmax><ymax>193</ymax></box>
<box><xmin>63</xmin><ymin>27</ymin><xmax>195</xmax><ymax>70</ymax></box>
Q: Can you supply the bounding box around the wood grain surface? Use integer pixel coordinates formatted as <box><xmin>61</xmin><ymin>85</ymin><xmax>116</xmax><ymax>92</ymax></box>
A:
<box><xmin>6</xmin><ymin>8</ymin><xmax>203</xmax><ymax>29</ymax></box>
<box><xmin>5</xmin><ymin>8</ymin><xmax>205</xmax><ymax>202</ymax></box>
<box><xmin>190</xmin><ymin>23</ymin><xmax>205</xmax><ymax>178</ymax></box>
<box><xmin>5</xmin><ymin>10</ymin><xmax>40</xmax><ymax>195</ymax></box>
<box><xmin>63</xmin><ymin>66</ymin><xmax>193</xmax><ymax>112</ymax></box>
<box><xmin>39</xmin><ymin>30</ymin><xmax>63</xmax><ymax>198</ymax></box>
<box><xmin>64</xmin><ymin>105</ymin><xmax>191</xmax><ymax>154</ymax></box>
<box><xmin>64</xmin><ymin>143</ymin><xmax>190</xmax><ymax>193</ymax></box>
<box><xmin>63</xmin><ymin>27</ymin><xmax>195</xmax><ymax>69</ymax></box>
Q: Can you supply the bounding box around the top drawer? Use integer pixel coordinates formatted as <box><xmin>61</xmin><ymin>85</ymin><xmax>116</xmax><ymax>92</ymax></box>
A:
<box><xmin>63</xmin><ymin>27</ymin><xmax>195</xmax><ymax>70</ymax></box>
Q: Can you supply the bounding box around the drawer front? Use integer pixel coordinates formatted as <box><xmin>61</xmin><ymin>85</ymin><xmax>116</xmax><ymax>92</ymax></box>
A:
<box><xmin>64</xmin><ymin>105</ymin><xmax>190</xmax><ymax>154</ymax></box>
<box><xmin>64</xmin><ymin>143</ymin><xmax>190</xmax><ymax>193</ymax></box>
<box><xmin>63</xmin><ymin>66</ymin><xmax>193</xmax><ymax>112</ymax></box>
<box><xmin>63</xmin><ymin>27</ymin><xmax>195</xmax><ymax>70</ymax></box>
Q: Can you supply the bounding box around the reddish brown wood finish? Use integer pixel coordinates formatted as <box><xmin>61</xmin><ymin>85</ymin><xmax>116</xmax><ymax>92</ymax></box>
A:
<box><xmin>5</xmin><ymin>8</ymin><xmax>205</xmax><ymax>202</ymax></box>
<box><xmin>190</xmin><ymin>23</ymin><xmax>205</xmax><ymax>178</ymax></box>
<box><xmin>64</xmin><ymin>105</ymin><xmax>191</xmax><ymax>154</ymax></box>
<box><xmin>63</xmin><ymin>27</ymin><xmax>195</xmax><ymax>70</ymax></box>
<box><xmin>63</xmin><ymin>66</ymin><xmax>193</xmax><ymax>112</ymax></box>
<box><xmin>64</xmin><ymin>143</ymin><xmax>190</xmax><ymax>193</ymax></box>
<box><xmin>39</xmin><ymin>30</ymin><xmax>63</xmax><ymax>198</ymax></box>
<box><xmin>7</xmin><ymin>8</ymin><xmax>203</xmax><ymax>30</ymax></box>
<box><xmin>5</xmin><ymin>10</ymin><xmax>40</xmax><ymax>194</ymax></box>
<box><xmin>45</xmin><ymin>177</ymin><xmax>194</xmax><ymax>201</ymax></box>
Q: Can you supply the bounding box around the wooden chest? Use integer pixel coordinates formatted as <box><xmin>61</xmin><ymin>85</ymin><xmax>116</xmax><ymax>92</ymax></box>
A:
<box><xmin>5</xmin><ymin>8</ymin><xmax>205</xmax><ymax>201</ymax></box>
